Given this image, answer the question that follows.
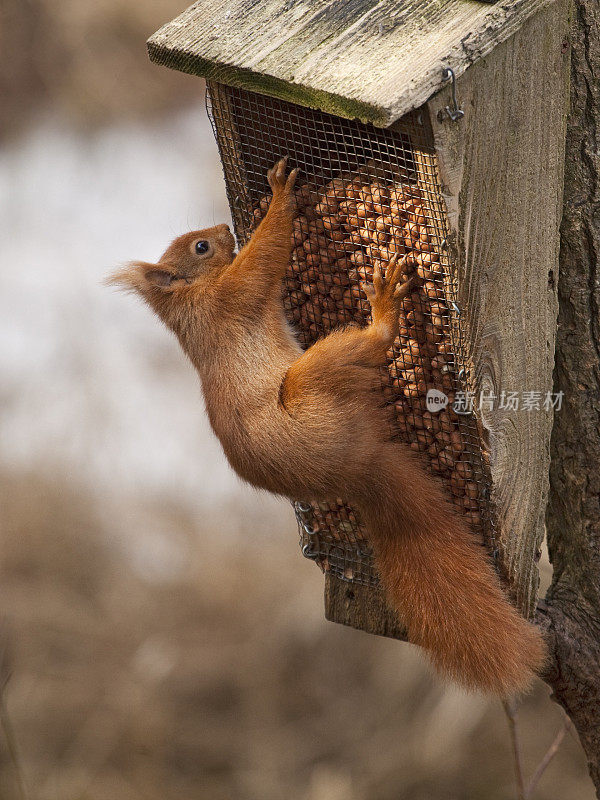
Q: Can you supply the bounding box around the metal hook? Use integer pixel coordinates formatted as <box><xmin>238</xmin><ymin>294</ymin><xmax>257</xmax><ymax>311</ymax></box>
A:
<box><xmin>442</xmin><ymin>67</ymin><xmax>464</xmax><ymax>122</ymax></box>
<box><xmin>302</xmin><ymin>522</ymin><xmax>318</xmax><ymax>536</ymax></box>
<box><xmin>301</xmin><ymin>543</ymin><xmax>319</xmax><ymax>560</ymax></box>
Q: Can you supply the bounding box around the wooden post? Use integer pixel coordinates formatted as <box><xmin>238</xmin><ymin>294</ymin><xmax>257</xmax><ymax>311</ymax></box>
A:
<box><xmin>538</xmin><ymin>0</ymin><xmax>600</xmax><ymax>785</ymax></box>
<box><xmin>426</xmin><ymin>0</ymin><xmax>570</xmax><ymax>616</ymax></box>
<box><xmin>324</xmin><ymin>574</ymin><xmax>407</xmax><ymax>641</ymax></box>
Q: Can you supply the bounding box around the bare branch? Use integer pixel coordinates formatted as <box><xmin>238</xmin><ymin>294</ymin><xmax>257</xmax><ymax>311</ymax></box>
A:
<box><xmin>502</xmin><ymin>697</ymin><xmax>526</xmax><ymax>800</ymax></box>
<box><xmin>524</xmin><ymin>713</ymin><xmax>572</xmax><ymax>799</ymax></box>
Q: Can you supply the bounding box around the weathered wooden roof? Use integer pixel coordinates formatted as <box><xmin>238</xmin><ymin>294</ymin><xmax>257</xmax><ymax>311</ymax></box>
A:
<box><xmin>148</xmin><ymin>0</ymin><xmax>555</xmax><ymax>127</ymax></box>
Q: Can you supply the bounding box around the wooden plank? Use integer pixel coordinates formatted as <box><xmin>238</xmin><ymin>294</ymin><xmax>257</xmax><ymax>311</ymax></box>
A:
<box><xmin>426</xmin><ymin>0</ymin><xmax>570</xmax><ymax>616</ymax></box>
<box><xmin>148</xmin><ymin>0</ymin><xmax>555</xmax><ymax>127</ymax></box>
<box><xmin>324</xmin><ymin>574</ymin><xmax>407</xmax><ymax>641</ymax></box>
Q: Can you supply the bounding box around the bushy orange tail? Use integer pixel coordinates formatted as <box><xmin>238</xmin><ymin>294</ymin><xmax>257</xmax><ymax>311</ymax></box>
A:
<box><xmin>355</xmin><ymin>445</ymin><xmax>546</xmax><ymax>695</ymax></box>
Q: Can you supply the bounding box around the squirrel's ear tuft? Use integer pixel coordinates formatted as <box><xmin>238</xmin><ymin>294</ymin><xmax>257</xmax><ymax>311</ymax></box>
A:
<box><xmin>142</xmin><ymin>267</ymin><xmax>176</xmax><ymax>288</ymax></box>
<box><xmin>105</xmin><ymin>261</ymin><xmax>178</xmax><ymax>293</ymax></box>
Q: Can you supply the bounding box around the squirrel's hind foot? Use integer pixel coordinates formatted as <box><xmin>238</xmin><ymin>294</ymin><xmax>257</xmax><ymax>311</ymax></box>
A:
<box><xmin>362</xmin><ymin>254</ymin><xmax>413</xmax><ymax>335</ymax></box>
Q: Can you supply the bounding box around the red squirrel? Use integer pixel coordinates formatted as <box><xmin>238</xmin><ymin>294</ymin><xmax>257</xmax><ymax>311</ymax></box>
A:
<box><xmin>111</xmin><ymin>158</ymin><xmax>546</xmax><ymax>694</ymax></box>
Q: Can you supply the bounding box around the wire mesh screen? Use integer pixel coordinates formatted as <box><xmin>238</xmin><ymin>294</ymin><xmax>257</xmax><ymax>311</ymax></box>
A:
<box><xmin>206</xmin><ymin>81</ymin><xmax>496</xmax><ymax>588</ymax></box>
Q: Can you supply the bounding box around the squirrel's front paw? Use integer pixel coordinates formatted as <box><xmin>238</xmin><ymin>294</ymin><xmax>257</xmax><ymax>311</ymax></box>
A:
<box><xmin>362</xmin><ymin>255</ymin><xmax>413</xmax><ymax>326</ymax></box>
<box><xmin>267</xmin><ymin>157</ymin><xmax>299</xmax><ymax>200</ymax></box>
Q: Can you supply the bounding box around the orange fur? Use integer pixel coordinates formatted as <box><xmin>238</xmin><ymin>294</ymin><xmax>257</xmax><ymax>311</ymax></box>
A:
<box><xmin>110</xmin><ymin>159</ymin><xmax>546</xmax><ymax>694</ymax></box>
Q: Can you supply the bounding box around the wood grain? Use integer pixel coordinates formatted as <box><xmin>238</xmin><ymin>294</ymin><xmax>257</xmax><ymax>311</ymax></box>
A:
<box><xmin>324</xmin><ymin>574</ymin><xmax>407</xmax><ymax>641</ymax></box>
<box><xmin>148</xmin><ymin>0</ymin><xmax>555</xmax><ymax>127</ymax></box>
<box><xmin>427</xmin><ymin>0</ymin><xmax>570</xmax><ymax>616</ymax></box>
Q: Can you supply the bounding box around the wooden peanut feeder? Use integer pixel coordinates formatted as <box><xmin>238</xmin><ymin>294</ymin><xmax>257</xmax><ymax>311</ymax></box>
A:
<box><xmin>147</xmin><ymin>0</ymin><xmax>570</xmax><ymax>638</ymax></box>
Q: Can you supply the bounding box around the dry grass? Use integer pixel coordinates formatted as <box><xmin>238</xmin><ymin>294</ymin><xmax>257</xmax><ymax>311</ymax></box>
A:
<box><xmin>0</xmin><ymin>0</ymin><xmax>199</xmax><ymax>141</ymax></box>
<box><xmin>0</xmin><ymin>466</ymin><xmax>594</xmax><ymax>800</ymax></box>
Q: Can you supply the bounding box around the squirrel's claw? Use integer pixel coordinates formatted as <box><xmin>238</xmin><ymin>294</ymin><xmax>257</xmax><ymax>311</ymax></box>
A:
<box><xmin>286</xmin><ymin>167</ymin><xmax>300</xmax><ymax>191</ymax></box>
<box><xmin>394</xmin><ymin>277</ymin><xmax>414</xmax><ymax>300</ymax></box>
<box><xmin>267</xmin><ymin>157</ymin><xmax>289</xmax><ymax>192</ymax></box>
<box><xmin>372</xmin><ymin>266</ymin><xmax>384</xmax><ymax>296</ymax></box>
<box><xmin>385</xmin><ymin>254</ymin><xmax>405</xmax><ymax>287</ymax></box>
<box><xmin>388</xmin><ymin>255</ymin><xmax>413</xmax><ymax>301</ymax></box>
<box><xmin>361</xmin><ymin>281</ymin><xmax>376</xmax><ymax>302</ymax></box>
<box><xmin>365</xmin><ymin>252</ymin><xmax>414</xmax><ymax>326</ymax></box>
<box><xmin>267</xmin><ymin>158</ymin><xmax>299</xmax><ymax>197</ymax></box>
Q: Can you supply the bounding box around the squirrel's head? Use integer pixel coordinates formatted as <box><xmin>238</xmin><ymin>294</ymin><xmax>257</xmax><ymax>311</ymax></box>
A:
<box><xmin>108</xmin><ymin>224</ymin><xmax>236</xmax><ymax>312</ymax></box>
<box><xmin>157</xmin><ymin>225</ymin><xmax>237</xmax><ymax>279</ymax></box>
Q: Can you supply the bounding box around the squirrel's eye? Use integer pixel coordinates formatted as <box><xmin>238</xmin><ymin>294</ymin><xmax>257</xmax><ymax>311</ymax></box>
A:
<box><xmin>195</xmin><ymin>240</ymin><xmax>210</xmax><ymax>255</ymax></box>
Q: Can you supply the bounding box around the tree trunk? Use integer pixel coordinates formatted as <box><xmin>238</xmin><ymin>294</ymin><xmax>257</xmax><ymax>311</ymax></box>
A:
<box><xmin>540</xmin><ymin>0</ymin><xmax>600</xmax><ymax>790</ymax></box>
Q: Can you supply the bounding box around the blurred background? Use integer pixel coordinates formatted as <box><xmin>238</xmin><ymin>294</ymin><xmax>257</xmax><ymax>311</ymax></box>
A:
<box><xmin>0</xmin><ymin>2</ymin><xmax>594</xmax><ymax>799</ymax></box>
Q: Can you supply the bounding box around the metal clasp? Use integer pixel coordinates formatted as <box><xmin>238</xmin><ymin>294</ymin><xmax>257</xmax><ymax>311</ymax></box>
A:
<box><xmin>442</xmin><ymin>67</ymin><xmax>464</xmax><ymax>122</ymax></box>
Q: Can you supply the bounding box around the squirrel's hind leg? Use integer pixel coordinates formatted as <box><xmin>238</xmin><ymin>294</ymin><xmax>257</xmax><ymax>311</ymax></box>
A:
<box><xmin>280</xmin><ymin>255</ymin><xmax>413</xmax><ymax>409</ymax></box>
<box><xmin>362</xmin><ymin>255</ymin><xmax>413</xmax><ymax>347</ymax></box>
